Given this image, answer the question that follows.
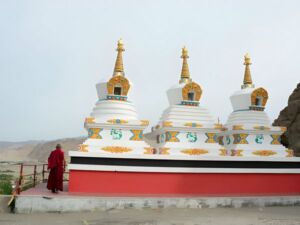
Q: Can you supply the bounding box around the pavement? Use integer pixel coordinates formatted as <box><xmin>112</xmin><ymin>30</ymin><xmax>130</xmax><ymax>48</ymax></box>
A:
<box><xmin>1</xmin><ymin>207</ymin><xmax>300</xmax><ymax>225</ymax></box>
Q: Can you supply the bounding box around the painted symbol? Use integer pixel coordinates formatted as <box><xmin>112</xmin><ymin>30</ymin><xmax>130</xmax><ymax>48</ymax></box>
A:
<box><xmin>187</xmin><ymin>132</ymin><xmax>197</xmax><ymax>143</ymax></box>
<box><xmin>160</xmin><ymin>133</ymin><xmax>166</xmax><ymax>143</ymax></box>
<box><xmin>111</xmin><ymin>129</ymin><xmax>122</xmax><ymax>140</ymax></box>
<box><xmin>226</xmin><ymin>136</ymin><xmax>231</xmax><ymax>145</ymax></box>
<box><xmin>255</xmin><ymin>134</ymin><xmax>264</xmax><ymax>144</ymax></box>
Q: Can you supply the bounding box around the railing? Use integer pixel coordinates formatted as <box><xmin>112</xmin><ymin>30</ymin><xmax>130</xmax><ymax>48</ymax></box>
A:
<box><xmin>14</xmin><ymin>163</ymin><xmax>69</xmax><ymax>194</ymax></box>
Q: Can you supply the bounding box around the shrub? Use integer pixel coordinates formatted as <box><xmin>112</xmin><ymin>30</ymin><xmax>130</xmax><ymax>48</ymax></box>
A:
<box><xmin>0</xmin><ymin>180</ymin><xmax>13</xmax><ymax>195</ymax></box>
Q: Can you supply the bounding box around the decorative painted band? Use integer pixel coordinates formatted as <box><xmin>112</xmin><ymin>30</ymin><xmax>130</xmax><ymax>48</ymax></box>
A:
<box><xmin>249</xmin><ymin>105</ymin><xmax>265</xmax><ymax>111</ymax></box>
<box><xmin>68</xmin><ymin>164</ymin><xmax>300</xmax><ymax>174</ymax></box>
<box><xmin>70</xmin><ymin>156</ymin><xmax>300</xmax><ymax>169</ymax></box>
<box><xmin>106</xmin><ymin>95</ymin><xmax>127</xmax><ymax>101</ymax></box>
<box><xmin>181</xmin><ymin>101</ymin><xmax>199</xmax><ymax>106</ymax></box>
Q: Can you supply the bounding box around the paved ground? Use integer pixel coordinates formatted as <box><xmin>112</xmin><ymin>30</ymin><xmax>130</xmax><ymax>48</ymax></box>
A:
<box><xmin>1</xmin><ymin>207</ymin><xmax>300</xmax><ymax>225</ymax></box>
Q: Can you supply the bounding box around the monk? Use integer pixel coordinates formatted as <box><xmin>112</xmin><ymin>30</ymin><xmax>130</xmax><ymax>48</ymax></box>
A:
<box><xmin>47</xmin><ymin>144</ymin><xmax>66</xmax><ymax>193</ymax></box>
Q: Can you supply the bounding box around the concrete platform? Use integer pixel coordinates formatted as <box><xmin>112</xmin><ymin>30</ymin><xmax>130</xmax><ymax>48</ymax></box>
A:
<box><xmin>3</xmin><ymin>207</ymin><xmax>300</xmax><ymax>225</ymax></box>
<box><xmin>15</xmin><ymin>183</ymin><xmax>300</xmax><ymax>213</ymax></box>
<box><xmin>0</xmin><ymin>195</ymin><xmax>11</xmax><ymax>213</ymax></box>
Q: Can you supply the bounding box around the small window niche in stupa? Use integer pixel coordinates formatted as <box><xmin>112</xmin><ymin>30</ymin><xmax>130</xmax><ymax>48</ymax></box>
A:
<box><xmin>255</xmin><ymin>96</ymin><xmax>263</xmax><ymax>107</ymax></box>
<box><xmin>114</xmin><ymin>86</ymin><xmax>122</xmax><ymax>95</ymax></box>
<box><xmin>188</xmin><ymin>91</ymin><xmax>195</xmax><ymax>101</ymax></box>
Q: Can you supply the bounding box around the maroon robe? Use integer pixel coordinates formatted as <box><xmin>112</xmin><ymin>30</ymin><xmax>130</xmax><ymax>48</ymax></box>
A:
<box><xmin>47</xmin><ymin>147</ymin><xmax>65</xmax><ymax>191</ymax></box>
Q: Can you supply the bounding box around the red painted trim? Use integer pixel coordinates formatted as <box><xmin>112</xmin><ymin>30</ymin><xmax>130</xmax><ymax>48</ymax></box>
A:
<box><xmin>69</xmin><ymin>170</ymin><xmax>300</xmax><ymax>196</ymax></box>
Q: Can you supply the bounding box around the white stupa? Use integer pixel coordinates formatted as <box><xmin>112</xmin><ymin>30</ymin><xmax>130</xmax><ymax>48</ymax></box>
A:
<box><xmin>80</xmin><ymin>39</ymin><xmax>151</xmax><ymax>154</ymax></box>
<box><xmin>145</xmin><ymin>47</ymin><xmax>222</xmax><ymax>156</ymax></box>
<box><xmin>218</xmin><ymin>54</ymin><xmax>292</xmax><ymax>157</ymax></box>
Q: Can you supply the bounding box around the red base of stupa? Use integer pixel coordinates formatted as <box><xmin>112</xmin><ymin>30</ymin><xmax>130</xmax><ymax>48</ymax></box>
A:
<box><xmin>69</xmin><ymin>170</ymin><xmax>300</xmax><ymax>195</ymax></box>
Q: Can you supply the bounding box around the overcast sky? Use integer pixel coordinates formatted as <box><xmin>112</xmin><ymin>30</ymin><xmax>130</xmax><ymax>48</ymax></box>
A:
<box><xmin>0</xmin><ymin>0</ymin><xmax>299</xmax><ymax>142</ymax></box>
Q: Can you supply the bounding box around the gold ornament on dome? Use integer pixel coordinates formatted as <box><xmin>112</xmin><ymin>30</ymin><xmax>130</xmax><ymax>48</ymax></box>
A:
<box><xmin>85</xmin><ymin>117</ymin><xmax>95</xmax><ymax>124</ymax></box>
<box><xmin>140</xmin><ymin>120</ymin><xmax>149</xmax><ymax>126</ymax></box>
<box><xmin>241</xmin><ymin>53</ymin><xmax>254</xmax><ymax>89</ymax></box>
<box><xmin>232</xmin><ymin>125</ymin><xmax>244</xmax><ymax>130</ymax></box>
<box><xmin>162</xmin><ymin>121</ymin><xmax>173</xmax><ymax>127</ymax></box>
<box><xmin>182</xmin><ymin>82</ymin><xmax>202</xmax><ymax>101</ymax></box>
<box><xmin>252</xmin><ymin>150</ymin><xmax>277</xmax><ymax>156</ymax></box>
<box><xmin>101</xmin><ymin>146</ymin><xmax>132</xmax><ymax>153</ymax></box>
<box><xmin>181</xmin><ymin>149</ymin><xmax>208</xmax><ymax>155</ymax></box>
<box><xmin>79</xmin><ymin>144</ymin><xmax>88</xmax><ymax>152</ymax></box>
<box><xmin>107</xmin><ymin>39</ymin><xmax>130</xmax><ymax>94</ymax></box>
<box><xmin>179</xmin><ymin>46</ymin><xmax>192</xmax><ymax>84</ymax></box>
<box><xmin>251</xmin><ymin>87</ymin><xmax>268</xmax><ymax>107</ymax></box>
<box><xmin>214</xmin><ymin>123</ymin><xmax>223</xmax><ymax>129</ymax></box>
<box><xmin>113</xmin><ymin>39</ymin><xmax>125</xmax><ymax>76</ymax></box>
<box><xmin>107</xmin><ymin>75</ymin><xmax>130</xmax><ymax>96</ymax></box>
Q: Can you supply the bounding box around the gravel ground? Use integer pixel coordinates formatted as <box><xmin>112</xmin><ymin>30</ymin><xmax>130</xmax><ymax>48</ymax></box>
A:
<box><xmin>1</xmin><ymin>207</ymin><xmax>300</xmax><ymax>225</ymax></box>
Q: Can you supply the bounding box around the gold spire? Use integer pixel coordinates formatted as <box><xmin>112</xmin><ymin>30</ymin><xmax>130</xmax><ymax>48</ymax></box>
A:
<box><xmin>113</xmin><ymin>39</ymin><xmax>125</xmax><ymax>76</ymax></box>
<box><xmin>179</xmin><ymin>46</ymin><xmax>192</xmax><ymax>84</ymax></box>
<box><xmin>241</xmin><ymin>53</ymin><xmax>255</xmax><ymax>89</ymax></box>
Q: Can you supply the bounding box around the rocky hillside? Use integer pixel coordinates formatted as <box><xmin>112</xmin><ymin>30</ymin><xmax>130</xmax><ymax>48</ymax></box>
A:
<box><xmin>273</xmin><ymin>83</ymin><xmax>300</xmax><ymax>156</ymax></box>
<box><xmin>0</xmin><ymin>137</ymin><xmax>85</xmax><ymax>163</ymax></box>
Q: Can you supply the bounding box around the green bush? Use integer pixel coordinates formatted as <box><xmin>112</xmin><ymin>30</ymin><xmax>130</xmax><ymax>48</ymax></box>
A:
<box><xmin>0</xmin><ymin>174</ymin><xmax>14</xmax><ymax>195</ymax></box>
<box><xmin>0</xmin><ymin>180</ymin><xmax>12</xmax><ymax>195</ymax></box>
<box><xmin>0</xmin><ymin>174</ymin><xmax>13</xmax><ymax>180</ymax></box>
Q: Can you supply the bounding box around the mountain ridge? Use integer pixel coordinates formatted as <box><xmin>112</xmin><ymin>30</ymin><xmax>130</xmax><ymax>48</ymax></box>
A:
<box><xmin>0</xmin><ymin>137</ymin><xmax>85</xmax><ymax>162</ymax></box>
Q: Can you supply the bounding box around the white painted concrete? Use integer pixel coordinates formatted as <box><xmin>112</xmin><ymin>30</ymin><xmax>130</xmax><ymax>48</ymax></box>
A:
<box><xmin>15</xmin><ymin>195</ymin><xmax>300</xmax><ymax>213</ymax></box>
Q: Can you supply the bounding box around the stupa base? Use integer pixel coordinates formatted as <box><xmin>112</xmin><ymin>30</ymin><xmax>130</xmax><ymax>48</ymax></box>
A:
<box><xmin>69</xmin><ymin>170</ymin><xmax>300</xmax><ymax>195</ymax></box>
<box><xmin>68</xmin><ymin>151</ymin><xmax>300</xmax><ymax>195</ymax></box>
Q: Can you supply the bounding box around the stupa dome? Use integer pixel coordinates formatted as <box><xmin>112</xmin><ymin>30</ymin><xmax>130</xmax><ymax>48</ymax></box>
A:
<box><xmin>90</xmin><ymin>39</ymin><xmax>139</xmax><ymax>122</ymax></box>
<box><xmin>226</xmin><ymin>54</ymin><xmax>270</xmax><ymax>127</ymax></box>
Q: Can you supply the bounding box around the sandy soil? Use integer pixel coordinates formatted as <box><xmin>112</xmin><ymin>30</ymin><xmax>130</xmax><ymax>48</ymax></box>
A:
<box><xmin>1</xmin><ymin>207</ymin><xmax>300</xmax><ymax>225</ymax></box>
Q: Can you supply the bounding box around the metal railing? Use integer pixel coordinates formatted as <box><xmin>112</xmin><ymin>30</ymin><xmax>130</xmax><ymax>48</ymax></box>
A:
<box><xmin>14</xmin><ymin>163</ymin><xmax>69</xmax><ymax>194</ymax></box>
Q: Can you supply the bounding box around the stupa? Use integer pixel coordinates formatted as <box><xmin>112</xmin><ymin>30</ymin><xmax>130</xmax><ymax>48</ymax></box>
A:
<box><xmin>68</xmin><ymin>45</ymin><xmax>300</xmax><ymax>195</ymax></box>
<box><xmin>145</xmin><ymin>47</ymin><xmax>222</xmax><ymax>156</ymax></box>
<box><xmin>218</xmin><ymin>54</ymin><xmax>292</xmax><ymax>157</ymax></box>
<box><xmin>77</xmin><ymin>39</ymin><xmax>150</xmax><ymax>155</ymax></box>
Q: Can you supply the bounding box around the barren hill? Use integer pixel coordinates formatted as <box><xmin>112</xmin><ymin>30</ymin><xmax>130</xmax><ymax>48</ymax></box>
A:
<box><xmin>0</xmin><ymin>137</ymin><xmax>85</xmax><ymax>163</ymax></box>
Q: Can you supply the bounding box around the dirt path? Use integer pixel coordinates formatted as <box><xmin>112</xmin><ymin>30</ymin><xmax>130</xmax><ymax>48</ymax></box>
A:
<box><xmin>1</xmin><ymin>207</ymin><xmax>300</xmax><ymax>225</ymax></box>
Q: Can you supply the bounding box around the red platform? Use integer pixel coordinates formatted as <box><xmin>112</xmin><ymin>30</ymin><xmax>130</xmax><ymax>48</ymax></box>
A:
<box><xmin>69</xmin><ymin>170</ymin><xmax>300</xmax><ymax>196</ymax></box>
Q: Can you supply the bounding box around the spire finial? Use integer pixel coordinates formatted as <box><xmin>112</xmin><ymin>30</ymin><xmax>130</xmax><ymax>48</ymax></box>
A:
<box><xmin>241</xmin><ymin>53</ymin><xmax>254</xmax><ymax>89</ymax></box>
<box><xmin>113</xmin><ymin>39</ymin><xmax>125</xmax><ymax>76</ymax></box>
<box><xmin>180</xmin><ymin>46</ymin><xmax>192</xmax><ymax>84</ymax></box>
